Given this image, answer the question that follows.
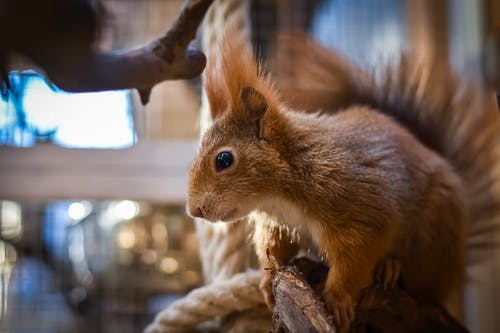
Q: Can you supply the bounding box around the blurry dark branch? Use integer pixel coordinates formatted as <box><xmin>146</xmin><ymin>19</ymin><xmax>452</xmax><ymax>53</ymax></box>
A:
<box><xmin>270</xmin><ymin>256</ymin><xmax>469</xmax><ymax>333</ymax></box>
<box><xmin>484</xmin><ymin>0</ymin><xmax>500</xmax><ymax>89</ymax></box>
<box><xmin>0</xmin><ymin>0</ymin><xmax>214</xmax><ymax>104</ymax></box>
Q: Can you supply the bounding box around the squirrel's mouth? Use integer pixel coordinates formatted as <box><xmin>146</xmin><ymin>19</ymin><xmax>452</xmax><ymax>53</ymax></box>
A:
<box><xmin>219</xmin><ymin>208</ymin><xmax>238</xmax><ymax>222</ymax></box>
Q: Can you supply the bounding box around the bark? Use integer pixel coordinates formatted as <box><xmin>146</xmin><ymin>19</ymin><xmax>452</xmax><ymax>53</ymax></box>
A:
<box><xmin>270</xmin><ymin>256</ymin><xmax>469</xmax><ymax>333</ymax></box>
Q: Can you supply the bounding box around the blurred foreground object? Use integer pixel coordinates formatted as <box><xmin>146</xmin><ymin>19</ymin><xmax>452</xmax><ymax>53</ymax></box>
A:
<box><xmin>0</xmin><ymin>0</ymin><xmax>214</xmax><ymax>104</ymax></box>
<box><xmin>484</xmin><ymin>0</ymin><xmax>500</xmax><ymax>89</ymax></box>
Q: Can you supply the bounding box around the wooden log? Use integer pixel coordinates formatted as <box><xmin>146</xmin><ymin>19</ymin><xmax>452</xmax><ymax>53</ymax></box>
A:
<box><xmin>271</xmin><ymin>265</ymin><xmax>335</xmax><ymax>332</ymax></box>
<box><xmin>270</xmin><ymin>256</ymin><xmax>470</xmax><ymax>333</ymax></box>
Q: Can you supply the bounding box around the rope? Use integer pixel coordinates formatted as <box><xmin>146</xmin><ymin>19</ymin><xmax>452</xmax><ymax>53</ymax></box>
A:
<box><xmin>195</xmin><ymin>219</ymin><xmax>251</xmax><ymax>283</ymax></box>
<box><xmin>144</xmin><ymin>271</ymin><xmax>266</xmax><ymax>333</ymax></box>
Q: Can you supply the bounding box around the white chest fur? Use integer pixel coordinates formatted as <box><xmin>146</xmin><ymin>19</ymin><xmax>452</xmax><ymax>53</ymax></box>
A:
<box><xmin>248</xmin><ymin>197</ymin><xmax>321</xmax><ymax>249</ymax></box>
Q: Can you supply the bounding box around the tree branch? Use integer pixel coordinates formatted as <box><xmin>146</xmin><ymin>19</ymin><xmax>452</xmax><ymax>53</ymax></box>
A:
<box><xmin>1</xmin><ymin>0</ymin><xmax>214</xmax><ymax>104</ymax></box>
<box><xmin>53</xmin><ymin>0</ymin><xmax>213</xmax><ymax>104</ymax></box>
<box><xmin>270</xmin><ymin>256</ymin><xmax>470</xmax><ymax>333</ymax></box>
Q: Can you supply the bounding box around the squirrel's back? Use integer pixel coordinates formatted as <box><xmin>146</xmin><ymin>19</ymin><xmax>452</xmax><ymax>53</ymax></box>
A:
<box><xmin>272</xmin><ymin>35</ymin><xmax>500</xmax><ymax>263</ymax></box>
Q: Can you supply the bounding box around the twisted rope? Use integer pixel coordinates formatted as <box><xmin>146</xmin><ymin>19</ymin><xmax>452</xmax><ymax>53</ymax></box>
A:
<box><xmin>195</xmin><ymin>219</ymin><xmax>251</xmax><ymax>283</ymax></box>
<box><xmin>144</xmin><ymin>271</ymin><xmax>266</xmax><ymax>333</ymax></box>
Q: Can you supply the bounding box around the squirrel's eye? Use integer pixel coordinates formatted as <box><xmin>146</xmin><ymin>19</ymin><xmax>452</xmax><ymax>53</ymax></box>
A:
<box><xmin>215</xmin><ymin>151</ymin><xmax>234</xmax><ymax>171</ymax></box>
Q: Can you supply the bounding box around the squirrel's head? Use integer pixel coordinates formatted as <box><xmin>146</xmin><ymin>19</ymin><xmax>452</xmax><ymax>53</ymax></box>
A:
<box><xmin>187</xmin><ymin>85</ymin><xmax>287</xmax><ymax>222</ymax></box>
<box><xmin>187</xmin><ymin>27</ymin><xmax>288</xmax><ymax>222</ymax></box>
<box><xmin>186</xmin><ymin>25</ymin><xmax>296</xmax><ymax>222</ymax></box>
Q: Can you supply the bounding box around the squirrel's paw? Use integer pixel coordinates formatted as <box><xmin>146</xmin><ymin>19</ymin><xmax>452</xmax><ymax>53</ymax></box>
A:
<box><xmin>323</xmin><ymin>289</ymin><xmax>354</xmax><ymax>333</ymax></box>
<box><xmin>374</xmin><ymin>256</ymin><xmax>401</xmax><ymax>289</ymax></box>
<box><xmin>259</xmin><ymin>269</ymin><xmax>275</xmax><ymax>310</ymax></box>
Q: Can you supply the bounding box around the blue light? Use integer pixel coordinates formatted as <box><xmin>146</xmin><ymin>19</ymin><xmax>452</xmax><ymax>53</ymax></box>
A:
<box><xmin>1</xmin><ymin>71</ymin><xmax>136</xmax><ymax>149</ymax></box>
<box><xmin>312</xmin><ymin>0</ymin><xmax>405</xmax><ymax>67</ymax></box>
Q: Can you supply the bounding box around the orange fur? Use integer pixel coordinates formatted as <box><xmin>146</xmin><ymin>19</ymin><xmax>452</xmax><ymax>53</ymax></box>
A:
<box><xmin>204</xmin><ymin>28</ymin><xmax>279</xmax><ymax>120</ymax></box>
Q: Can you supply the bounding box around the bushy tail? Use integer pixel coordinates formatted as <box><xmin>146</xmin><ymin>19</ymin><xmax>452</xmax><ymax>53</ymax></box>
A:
<box><xmin>271</xmin><ymin>35</ymin><xmax>500</xmax><ymax>264</ymax></box>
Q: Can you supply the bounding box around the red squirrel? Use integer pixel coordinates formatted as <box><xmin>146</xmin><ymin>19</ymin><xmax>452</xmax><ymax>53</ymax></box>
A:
<box><xmin>187</xmin><ymin>29</ymin><xmax>500</xmax><ymax>332</ymax></box>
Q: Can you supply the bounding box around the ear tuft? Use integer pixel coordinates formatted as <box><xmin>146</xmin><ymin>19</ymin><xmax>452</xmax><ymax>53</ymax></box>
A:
<box><xmin>240</xmin><ymin>86</ymin><xmax>268</xmax><ymax>121</ymax></box>
<box><xmin>240</xmin><ymin>86</ymin><xmax>271</xmax><ymax>140</ymax></box>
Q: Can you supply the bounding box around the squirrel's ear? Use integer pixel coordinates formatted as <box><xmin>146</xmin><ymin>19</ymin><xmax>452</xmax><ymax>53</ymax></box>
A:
<box><xmin>240</xmin><ymin>86</ymin><xmax>268</xmax><ymax>121</ymax></box>
<box><xmin>240</xmin><ymin>86</ymin><xmax>270</xmax><ymax>140</ymax></box>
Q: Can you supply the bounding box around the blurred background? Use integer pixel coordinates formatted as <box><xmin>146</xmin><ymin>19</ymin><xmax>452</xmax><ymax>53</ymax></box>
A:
<box><xmin>0</xmin><ymin>0</ymin><xmax>499</xmax><ymax>332</ymax></box>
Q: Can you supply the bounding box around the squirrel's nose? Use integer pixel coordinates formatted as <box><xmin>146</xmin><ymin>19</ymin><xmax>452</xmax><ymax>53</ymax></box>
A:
<box><xmin>188</xmin><ymin>206</ymin><xmax>204</xmax><ymax>219</ymax></box>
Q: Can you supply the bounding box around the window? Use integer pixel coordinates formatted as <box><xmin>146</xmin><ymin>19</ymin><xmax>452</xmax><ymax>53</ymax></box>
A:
<box><xmin>0</xmin><ymin>71</ymin><xmax>135</xmax><ymax>149</ymax></box>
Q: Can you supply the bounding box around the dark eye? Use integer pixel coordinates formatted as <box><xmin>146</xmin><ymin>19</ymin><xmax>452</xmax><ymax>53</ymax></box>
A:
<box><xmin>215</xmin><ymin>151</ymin><xmax>234</xmax><ymax>171</ymax></box>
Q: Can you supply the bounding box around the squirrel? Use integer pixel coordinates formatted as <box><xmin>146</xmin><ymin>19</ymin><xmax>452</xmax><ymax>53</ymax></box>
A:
<box><xmin>187</xmin><ymin>28</ymin><xmax>500</xmax><ymax>332</ymax></box>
